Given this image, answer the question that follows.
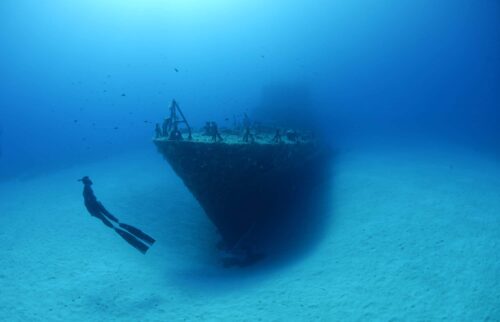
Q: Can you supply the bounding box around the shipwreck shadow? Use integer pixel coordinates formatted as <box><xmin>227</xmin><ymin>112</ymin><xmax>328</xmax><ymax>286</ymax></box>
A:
<box><xmin>250</xmin><ymin>153</ymin><xmax>336</xmax><ymax>267</ymax></box>
<box><xmin>166</xmin><ymin>151</ymin><xmax>337</xmax><ymax>292</ymax></box>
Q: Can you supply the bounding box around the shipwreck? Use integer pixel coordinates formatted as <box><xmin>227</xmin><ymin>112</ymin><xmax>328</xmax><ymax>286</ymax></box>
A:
<box><xmin>154</xmin><ymin>100</ymin><xmax>331</xmax><ymax>260</ymax></box>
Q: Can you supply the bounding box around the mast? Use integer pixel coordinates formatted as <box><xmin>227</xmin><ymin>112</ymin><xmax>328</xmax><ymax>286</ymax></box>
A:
<box><xmin>166</xmin><ymin>99</ymin><xmax>192</xmax><ymax>140</ymax></box>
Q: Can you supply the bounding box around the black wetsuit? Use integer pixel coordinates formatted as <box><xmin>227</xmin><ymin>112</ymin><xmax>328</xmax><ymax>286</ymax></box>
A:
<box><xmin>80</xmin><ymin>177</ymin><xmax>155</xmax><ymax>254</ymax></box>
<box><xmin>83</xmin><ymin>183</ymin><xmax>118</xmax><ymax>227</ymax></box>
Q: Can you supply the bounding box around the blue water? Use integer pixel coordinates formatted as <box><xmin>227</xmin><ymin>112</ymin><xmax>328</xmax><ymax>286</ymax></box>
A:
<box><xmin>1</xmin><ymin>0</ymin><xmax>499</xmax><ymax>179</ymax></box>
<box><xmin>0</xmin><ymin>1</ymin><xmax>499</xmax><ymax>321</ymax></box>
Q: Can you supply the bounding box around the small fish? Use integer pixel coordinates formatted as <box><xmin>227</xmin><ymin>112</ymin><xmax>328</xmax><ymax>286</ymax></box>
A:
<box><xmin>73</xmin><ymin>119</ymin><xmax>78</xmax><ymax>123</ymax></box>
<box><xmin>121</xmin><ymin>93</ymin><xmax>126</xmax><ymax>97</ymax></box>
<box><xmin>113</xmin><ymin>127</ymin><xmax>119</xmax><ymax>130</ymax></box>
<box><xmin>174</xmin><ymin>68</ymin><xmax>179</xmax><ymax>73</ymax></box>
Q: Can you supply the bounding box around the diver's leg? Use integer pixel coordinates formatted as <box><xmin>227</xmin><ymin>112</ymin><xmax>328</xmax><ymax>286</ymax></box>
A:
<box><xmin>90</xmin><ymin>212</ymin><xmax>114</xmax><ymax>228</ymax></box>
<box><xmin>118</xmin><ymin>223</ymin><xmax>156</xmax><ymax>245</ymax></box>
<box><xmin>97</xmin><ymin>202</ymin><xmax>119</xmax><ymax>223</ymax></box>
<box><xmin>114</xmin><ymin>228</ymin><xmax>149</xmax><ymax>254</ymax></box>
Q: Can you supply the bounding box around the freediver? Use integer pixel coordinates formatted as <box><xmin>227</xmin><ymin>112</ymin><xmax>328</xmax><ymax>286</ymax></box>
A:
<box><xmin>78</xmin><ymin>176</ymin><xmax>155</xmax><ymax>254</ymax></box>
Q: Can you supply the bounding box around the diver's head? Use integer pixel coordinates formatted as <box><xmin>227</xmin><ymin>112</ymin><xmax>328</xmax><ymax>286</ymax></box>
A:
<box><xmin>78</xmin><ymin>176</ymin><xmax>93</xmax><ymax>185</ymax></box>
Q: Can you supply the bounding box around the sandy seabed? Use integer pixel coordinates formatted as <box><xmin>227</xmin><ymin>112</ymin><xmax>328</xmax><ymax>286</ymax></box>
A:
<box><xmin>0</xmin><ymin>144</ymin><xmax>499</xmax><ymax>321</ymax></box>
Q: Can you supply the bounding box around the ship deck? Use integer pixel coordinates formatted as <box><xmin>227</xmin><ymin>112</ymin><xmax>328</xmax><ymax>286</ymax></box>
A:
<box><xmin>154</xmin><ymin>131</ymin><xmax>312</xmax><ymax>146</ymax></box>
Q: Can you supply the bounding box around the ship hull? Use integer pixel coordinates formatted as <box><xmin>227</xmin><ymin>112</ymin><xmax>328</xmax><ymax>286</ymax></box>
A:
<box><xmin>155</xmin><ymin>139</ymin><xmax>330</xmax><ymax>249</ymax></box>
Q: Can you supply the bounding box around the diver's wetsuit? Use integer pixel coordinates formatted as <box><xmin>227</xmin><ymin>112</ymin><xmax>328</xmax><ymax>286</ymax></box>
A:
<box><xmin>79</xmin><ymin>176</ymin><xmax>155</xmax><ymax>254</ymax></box>
<box><xmin>82</xmin><ymin>182</ymin><xmax>118</xmax><ymax>227</ymax></box>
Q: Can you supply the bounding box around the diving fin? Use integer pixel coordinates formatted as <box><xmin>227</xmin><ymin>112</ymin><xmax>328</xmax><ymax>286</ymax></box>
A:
<box><xmin>119</xmin><ymin>223</ymin><xmax>156</xmax><ymax>245</ymax></box>
<box><xmin>114</xmin><ymin>228</ymin><xmax>149</xmax><ymax>254</ymax></box>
